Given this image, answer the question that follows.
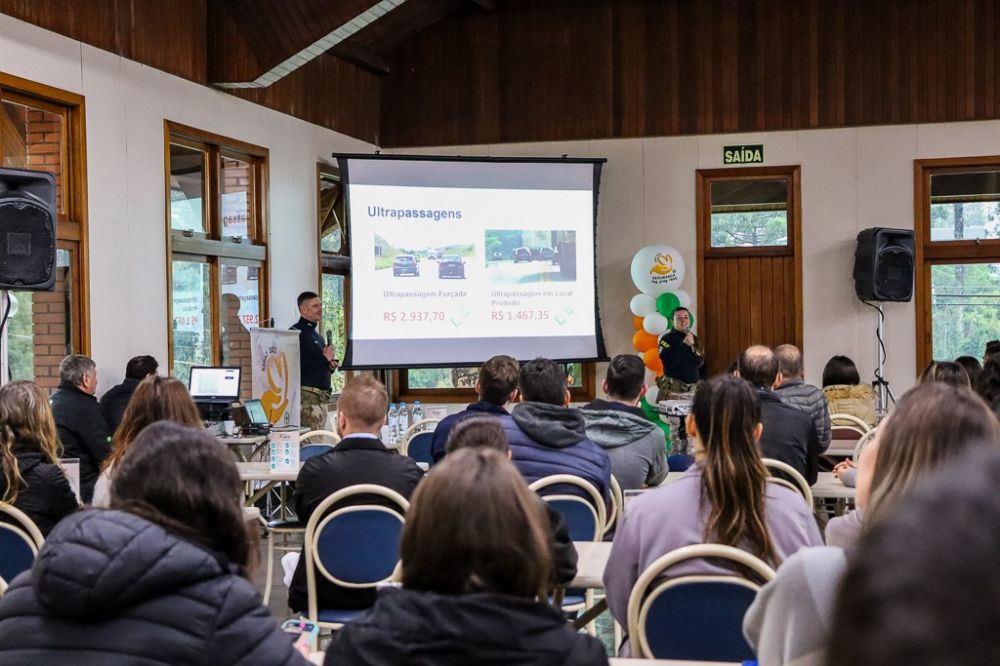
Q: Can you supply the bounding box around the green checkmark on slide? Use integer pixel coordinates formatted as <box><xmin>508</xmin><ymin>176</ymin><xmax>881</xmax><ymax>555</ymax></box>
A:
<box><xmin>554</xmin><ymin>306</ymin><xmax>574</xmax><ymax>325</ymax></box>
<box><xmin>451</xmin><ymin>309</ymin><xmax>471</xmax><ymax>326</ymax></box>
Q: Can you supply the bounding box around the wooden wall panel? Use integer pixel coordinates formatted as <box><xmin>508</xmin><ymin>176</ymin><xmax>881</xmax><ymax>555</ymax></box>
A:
<box><xmin>382</xmin><ymin>0</ymin><xmax>1000</xmax><ymax>148</ymax></box>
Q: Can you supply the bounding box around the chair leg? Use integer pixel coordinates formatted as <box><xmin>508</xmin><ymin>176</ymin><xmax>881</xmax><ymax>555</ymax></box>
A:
<box><xmin>264</xmin><ymin>531</ymin><xmax>275</xmax><ymax>605</ymax></box>
<box><xmin>614</xmin><ymin>619</ymin><xmax>622</xmax><ymax>651</ymax></box>
<box><xmin>584</xmin><ymin>589</ymin><xmax>596</xmax><ymax>635</ymax></box>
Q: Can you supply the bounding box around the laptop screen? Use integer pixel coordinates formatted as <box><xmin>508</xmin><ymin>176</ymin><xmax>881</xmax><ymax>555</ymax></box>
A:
<box><xmin>189</xmin><ymin>367</ymin><xmax>241</xmax><ymax>401</ymax></box>
<box><xmin>243</xmin><ymin>399</ymin><xmax>269</xmax><ymax>426</ymax></box>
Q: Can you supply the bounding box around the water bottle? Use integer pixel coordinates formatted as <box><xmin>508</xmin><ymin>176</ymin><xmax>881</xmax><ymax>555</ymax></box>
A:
<box><xmin>412</xmin><ymin>401</ymin><xmax>423</xmax><ymax>427</ymax></box>
<box><xmin>387</xmin><ymin>403</ymin><xmax>398</xmax><ymax>444</ymax></box>
<box><xmin>399</xmin><ymin>401</ymin><xmax>410</xmax><ymax>436</ymax></box>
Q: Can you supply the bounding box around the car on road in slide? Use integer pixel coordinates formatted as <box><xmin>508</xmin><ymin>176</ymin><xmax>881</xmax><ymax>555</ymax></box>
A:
<box><xmin>539</xmin><ymin>247</ymin><xmax>554</xmax><ymax>261</ymax></box>
<box><xmin>512</xmin><ymin>247</ymin><xmax>532</xmax><ymax>263</ymax></box>
<box><xmin>392</xmin><ymin>254</ymin><xmax>420</xmax><ymax>277</ymax></box>
<box><xmin>438</xmin><ymin>255</ymin><xmax>466</xmax><ymax>279</ymax></box>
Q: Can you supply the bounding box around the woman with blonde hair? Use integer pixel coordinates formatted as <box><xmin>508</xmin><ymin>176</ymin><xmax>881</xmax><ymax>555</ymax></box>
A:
<box><xmin>604</xmin><ymin>374</ymin><xmax>822</xmax><ymax>656</ymax></box>
<box><xmin>91</xmin><ymin>375</ymin><xmax>202</xmax><ymax>507</ymax></box>
<box><xmin>0</xmin><ymin>380</ymin><xmax>77</xmax><ymax>535</ymax></box>
<box><xmin>325</xmin><ymin>447</ymin><xmax>608</xmax><ymax>665</ymax></box>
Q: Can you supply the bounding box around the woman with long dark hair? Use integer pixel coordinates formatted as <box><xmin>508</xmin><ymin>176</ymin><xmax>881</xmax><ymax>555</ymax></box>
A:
<box><xmin>0</xmin><ymin>381</ymin><xmax>77</xmax><ymax>535</ymax></box>
<box><xmin>603</xmin><ymin>374</ymin><xmax>822</xmax><ymax>655</ymax></box>
<box><xmin>0</xmin><ymin>422</ymin><xmax>309</xmax><ymax>665</ymax></box>
<box><xmin>325</xmin><ymin>447</ymin><xmax>608</xmax><ymax>665</ymax></box>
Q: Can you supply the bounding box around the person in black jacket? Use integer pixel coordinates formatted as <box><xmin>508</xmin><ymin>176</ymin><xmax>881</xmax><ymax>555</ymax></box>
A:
<box><xmin>0</xmin><ymin>421</ymin><xmax>310</xmax><ymax>665</ymax></box>
<box><xmin>288</xmin><ymin>374</ymin><xmax>423</xmax><ymax>614</ymax></box>
<box><xmin>739</xmin><ymin>345</ymin><xmax>820</xmax><ymax>485</ymax></box>
<box><xmin>49</xmin><ymin>355</ymin><xmax>111</xmax><ymax>503</ymax></box>
<box><xmin>99</xmin><ymin>354</ymin><xmax>158</xmax><ymax>433</ymax></box>
<box><xmin>444</xmin><ymin>415</ymin><xmax>578</xmax><ymax>586</ymax></box>
<box><xmin>0</xmin><ymin>381</ymin><xmax>77</xmax><ymax>536</ymax></box>
<box><xmin>325</xmin><ymin>447</ymin><xmax>608</xmax><ymax>666</ymax></box>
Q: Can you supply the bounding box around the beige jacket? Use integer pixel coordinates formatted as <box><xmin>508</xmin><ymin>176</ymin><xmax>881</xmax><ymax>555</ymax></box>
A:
<box><xmin>822</xmin><ymin>384</ymin><xmax>877</xmax><ymax>427</ymax></box>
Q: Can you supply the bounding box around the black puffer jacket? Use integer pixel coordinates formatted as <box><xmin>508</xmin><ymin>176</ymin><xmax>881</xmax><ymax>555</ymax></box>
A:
<box><xmin>0</xmin><ymin>450</ymin><xmax>77</xmax><ymax>536</ymax></box>
<box><xmin>0</xmin><ymin>510</ymin><xmax>309</xmax><ymax>666</ymax></box>
<box><xmin>324</xmin><ymin>587</ymin><xmax>609</xmax><ymax>665</ymax></box>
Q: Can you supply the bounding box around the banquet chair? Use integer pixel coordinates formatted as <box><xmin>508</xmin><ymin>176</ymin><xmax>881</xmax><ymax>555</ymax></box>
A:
<box><xmin>0</xmin><ymin>503</ymin><xmax>44</xmax><ymax>584</ymax></box>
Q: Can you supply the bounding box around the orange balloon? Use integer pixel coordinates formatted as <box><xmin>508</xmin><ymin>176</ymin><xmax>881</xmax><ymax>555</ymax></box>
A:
<box><xmin>643</xmin><ymin>348</ymin><xmax>663</xmax><ymax>374</ymax></box>
<box><xmin>633</xmin><ymin>329</ymin><xmax>658</xmax><ymax>353</ymax></box>
<box><xmin>632</xmin><ymin>315</ymin><xmax>644</xmax><ymax>330</ymax></box>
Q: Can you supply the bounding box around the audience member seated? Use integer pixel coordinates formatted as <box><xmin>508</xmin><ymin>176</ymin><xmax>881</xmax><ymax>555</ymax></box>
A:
<box><xmin>825</xmin><ymin>382</ymin><xmax>999</xmax><ymax>548</ymax></box>
<box><xmin>955</xmin><ymin>355</ymin><xmax>982</xmax><ymax>387</ymax></box>
<box><xmin>828</xmin><ymin>445</ymin><xmax>1000</xmax><ymax>666</ymax></box>
<box><xmin>444</xmin><ymin>415</ymin><xmax>577</xmax><ymax>585</ymax></box>
<box><xmin>430</xmin><ymin>354</ymin><xmax>520</xmax><ymax>464</ymax></box>
<box><xmin>974</xmin><ymin>356</ymin><xmax>1000</xmax><ymax>415</ymax></box>
<box><xmin>604</xmin><ymin>374</ymin><xmax>822</xmax><ymax>656</ymax></box>
<box><xmin>740</xmin><ymin>345</ymin><xmax>820</xmax><ymax>484</ymax></box>
<box><xmin>985</xmin><ymin>339</ymin><xmax>1000</xmax><ymax>364</ymax></box>
<box><xmin>91</xmin><ymin>375</ymin><xmax>203</xmax><ymax>508</ymax></box>
<box><xmin>745</xmin><ymin>383</ymin><xmax>1000</xmax><ymax>666</ymax></box>
<box><xmin>581</xmin><ymin>354</ymin><xmax>667</xmax><ymax>491</ymax></box>
<box><xmin>774</xmin><ymin>344</ymin><xmax>831</xmax><ymax>453</ymax></box>
<box><xmin>821</xmin><ymin>355</ymin><xmax>877</xmax><ymax>427</ymax></box>
<box><xmin>49</xmin><ymin>355</ymin><xmax>111</xmax><ymax>503</ymax></box>
<box><xmin>918</xmin><ymin>359</ymin><xmax>970</xmax><ymax>387</ymax></box>
<box><xmin>324</xmin><ymin>448</ymin><xmax>609</xmax><ymax>666</ymax></box>
<box><xmin>288</xmin><ymin>375</ymin><xmax>423</xmax><ymax>615</ymax></box>
<box><xmin>0</xmin><ymin>381</ymin><xmax>77</xmax><ymax>536</ymax></box>
<box><xmin>502</xmin><ymin>358</ymin><xmax>612</xmax><ymax>502</ymax></box>
<box><xmin>99</xmin><ymin>355</ymin><xmax>158</xmax><ymax>433</ymax></box>
<box><xmin>0</xmin><ymin>422</ymin><xmax>310</xmax><ymax>665</ymax></box>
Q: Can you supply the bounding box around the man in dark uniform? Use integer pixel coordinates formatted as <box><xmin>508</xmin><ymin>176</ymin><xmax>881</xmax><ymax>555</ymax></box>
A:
<box><xmin>656</xmin><ymin>306</ymin><xmax>704</xmax><ymax>452</ymax></box>
<box><xmin>290</xmin><ymin>291</ymin><xmax>339</xmax><ymax>430</ymax></box>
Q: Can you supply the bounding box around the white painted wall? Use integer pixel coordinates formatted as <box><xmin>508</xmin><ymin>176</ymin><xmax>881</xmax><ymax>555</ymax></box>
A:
<box><xmin>0</xmin><ymin>14</ymin><xmax>373</xmax><ymax>393</ymax></box>
<box><xmin>399</xmin><ymin>120</ymin><xmax>1000</xmax><ymax>396</ymax></box>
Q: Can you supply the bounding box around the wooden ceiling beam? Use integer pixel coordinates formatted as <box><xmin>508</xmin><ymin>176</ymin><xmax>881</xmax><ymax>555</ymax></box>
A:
<box><xmin>329</xmin><ymin>40</ymin><xmax>392</xmax><ymax>76</ymax></box>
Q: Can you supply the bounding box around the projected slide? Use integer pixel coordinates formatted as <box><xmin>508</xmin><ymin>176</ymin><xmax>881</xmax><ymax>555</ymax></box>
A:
<box><xmin>339</xmin><ymin>156</ymin><xmax>605</xmax><ymax>368</ymax></box>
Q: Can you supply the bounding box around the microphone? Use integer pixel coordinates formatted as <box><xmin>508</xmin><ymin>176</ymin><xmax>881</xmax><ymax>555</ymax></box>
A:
<box><xmin>325</xmin><ymin>330</ymin><xmax>333</xmax><ymax>347</ymax></box>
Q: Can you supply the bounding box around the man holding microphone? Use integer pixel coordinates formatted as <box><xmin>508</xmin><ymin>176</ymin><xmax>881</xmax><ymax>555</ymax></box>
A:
<box><xmin>656</xmin><ymin>306</ymin><xmax>704</xmax><ymax>453</ymax></box>
<box><xmin>291</xmin><ymin>291</ymin><xmax>339</xmax><ymax>431</ymax></box>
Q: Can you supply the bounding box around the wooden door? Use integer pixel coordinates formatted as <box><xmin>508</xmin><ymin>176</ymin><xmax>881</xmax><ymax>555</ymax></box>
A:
<box><xmin>696</xmin><ymin>166</ymin><xmax>803</xmax><ymax>376</ymax></box>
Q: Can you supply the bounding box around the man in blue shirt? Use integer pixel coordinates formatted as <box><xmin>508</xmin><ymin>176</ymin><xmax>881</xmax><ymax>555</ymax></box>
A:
<box><xmin>290</xmin><ymin>291</ymin><xmax>339</xmax><ymax>430</ymax></box>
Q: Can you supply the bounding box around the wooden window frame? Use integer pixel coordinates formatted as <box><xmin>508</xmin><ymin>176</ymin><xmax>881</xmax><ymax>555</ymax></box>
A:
<box><xmin>914</xmin><ymin>156</ymin><xmax>1000</xmax><ymax>370</ymax></box>
<box><xmin>318</xmin><ymin>163</ymin><xmax>351</xmax><ymax>392</ymax></box>
<box><xmin>0</xmin><ymin>72</ymin><xmax>90</xmax><ymax>357</ymax></box>
<box><xmin>164</xmin><ymin>121</ymin><xmax>269</xmax><ymax>374</ymax></box>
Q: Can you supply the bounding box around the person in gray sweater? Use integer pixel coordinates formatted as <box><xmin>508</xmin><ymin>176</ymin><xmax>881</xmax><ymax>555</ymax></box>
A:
<box><xmin>581</xmin><ymin>355</ymin><xmax>667</xmax><ymax>491</ymax></box>
<box><xmin>774</xmin><ymin>344</ymin><xmax>831</xmax><ymax>452</ymax></box>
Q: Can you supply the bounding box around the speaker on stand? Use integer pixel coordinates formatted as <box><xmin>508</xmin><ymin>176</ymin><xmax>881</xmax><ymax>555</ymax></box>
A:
<box><xmin>852</xmin><ymin>227</ymin><xmax>915</xmax><ymax>416</ymax></box>
<box><xmin>0</xmin><ymin>168</ymin><xmax>58</xmax><ymax>381</ymax></box>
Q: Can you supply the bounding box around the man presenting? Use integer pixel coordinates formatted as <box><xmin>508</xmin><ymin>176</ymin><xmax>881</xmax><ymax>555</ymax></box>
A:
<box><xmin>291</xmin><ymin>291</ymin><xmax>339</xmax><ymax>431</ymax></box>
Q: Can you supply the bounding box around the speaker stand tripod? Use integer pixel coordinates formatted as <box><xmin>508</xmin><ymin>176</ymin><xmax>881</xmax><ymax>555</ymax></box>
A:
<box><xmin>866</xmin><ymin>301</ymin><xmax>894</xmax><ymax>417</ymax></box>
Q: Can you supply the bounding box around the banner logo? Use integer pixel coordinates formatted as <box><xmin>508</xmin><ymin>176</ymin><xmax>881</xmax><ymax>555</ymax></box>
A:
<box><xmin>261</xmin><ymin>348</ymin><xmax>290</xmax><ymax>424</ymax></box>
<box><xmin>649</xmin><ymin>253</ymin><xmax>680</xmax><ymax>285</ymax></box>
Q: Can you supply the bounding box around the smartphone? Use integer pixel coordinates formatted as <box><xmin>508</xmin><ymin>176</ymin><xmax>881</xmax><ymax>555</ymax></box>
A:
<box><xmin>281</xmin><ymin>618</ymin><xmax>319</xmax><ymax>646</ymax></box>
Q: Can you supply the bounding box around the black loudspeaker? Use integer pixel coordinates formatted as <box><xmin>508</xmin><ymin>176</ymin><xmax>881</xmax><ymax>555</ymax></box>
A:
<box><xmin>853</xmin><ymin>227</ymin><xmax>914</xmax><ymax>302</ymax></box>
<box><xmin>0</xmin><ymin>168</ymin><xmax>57</xmax><ymax>290</ymax></box>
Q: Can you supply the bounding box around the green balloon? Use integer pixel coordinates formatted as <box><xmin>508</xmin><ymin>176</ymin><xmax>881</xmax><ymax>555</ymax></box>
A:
<box><xmin>639</xmin><ymin>396</ymin><xmax>671</xmax><ymax>441</ymax></box>
<box><xmin>655</xmin><ymin>292</ymin><xmax>681</xmax><ymax>317</ymax></box>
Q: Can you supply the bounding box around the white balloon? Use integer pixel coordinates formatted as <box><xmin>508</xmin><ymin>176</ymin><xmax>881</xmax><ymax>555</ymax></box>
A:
<box><xmin>630</xmin><ymin>245</ymin><xmax>687</xmax><ymax>295</ymax></box>
<box><xmin>629</xmin><ymin>293</ymin><xmax>656</xmax><ymax>317</ymax></box>
<box><xmin>643</xmin><ymin>368</ymin><xmax>660</xmax><ymax>391</ymax></box>
<box><xmin>643</xmin><ymin>312</ymin><xmax>669</xmax><ymax>336</ymax></box>
<box><xmin>673</xmin><ymin>289</ymin><xmax>692</xmax><ymax>308</ymax></box>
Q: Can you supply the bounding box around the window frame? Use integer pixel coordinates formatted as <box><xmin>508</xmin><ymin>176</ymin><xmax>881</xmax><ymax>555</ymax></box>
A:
<box><xmin>164</xmin><ymin>121</ymin><xmax>269</xmax><ymax>378</ymax></box>
<box><xmin>317</xmin><ymin>162</ymin><xmax>351</xmax><ymax>393</ymax></box>
<box><xmin>0</xmin><ymin>72</ymin><xmax>90</xmax><ymax>364</ymax></box>
<box><xmin>699</xmin><ymin>167</ymin><xmax>797</xmax><ymax>259</ymax></box>
<box><xmin>915</xmin><ymin>156</ymin><xmax>1000</xmax><ymax>370</ymax></box>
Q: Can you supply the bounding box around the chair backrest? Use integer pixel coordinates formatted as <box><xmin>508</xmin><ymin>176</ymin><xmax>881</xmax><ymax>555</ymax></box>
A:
<box><xmin>528</xmin><ymin>475</ymin><xmax>606</xmax><ymax>542</ymax></box>
<box><xmin>830</xmin><ymin>413</ymin><xmax>871</xmax><ymax>433</ymax></box>
<box><xmin>627</xmin><ymin>544</ymin><xmax>776</xmax><ymax>660</ymax></box>
<box><xmin>761</xmin><ymin>458</ymin><xmax>814</xmax><ymax>507</ymax></box>
<box><xmin>299</xmin><ymin>443</ymin><xmax>334</xmax><ymax>461</ymax></box>
<box><xmin>602</xmin><ymin>474</ymin><xmax>624</xmax><ymax>537</ymax></box>
<box><xmin>401</xmin><ymin>419</ymin><xmax>440</xmax><ymax>448</ymax></box>
<box><xmin>304</xmin><ymin>484</ymin><xmax>409</xmax><ymax>620</ymax></box>
<box><xmin>853</xmin><ymin>428</ymin><xmax>877</xmax><ymax>462</ymax></box>
<box><xmin>402</xmin><ymin>431</ymin><xmax>435</xmax><ymax>465</ymax></box>
<box><xmin>0</xmin><ymin>503</ymin><xmax>44</xmax><ymax>583</ymax></box>
<box><xmin>299</xmin><ymin>429</ymin><xmax>341</xmax><ymax>445</ymax></box>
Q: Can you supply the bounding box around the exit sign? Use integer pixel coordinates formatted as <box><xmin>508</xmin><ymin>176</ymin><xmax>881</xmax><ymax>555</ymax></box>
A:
<box><xmin>723</xmin><ymin>144</ymin><xmax>764</xmax><ymax>164</ymax></box>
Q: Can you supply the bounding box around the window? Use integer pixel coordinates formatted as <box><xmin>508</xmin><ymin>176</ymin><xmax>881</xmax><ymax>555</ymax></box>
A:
<box><xmin>709</xmin><ymin>179</ymin><xmax>789</xmax><ymax>248</ymax></box>
<box><xmin>0</xmin><ymin>74</ymin><xmax>89</xmax><ymax>390</ymax></box>
<box><xmin>916</xmin><ymin>159</ymin><xmax>1000</xmax><ymax>367</ymax></box>
<box><xmin>318</xmin><ymin>164</ymin><xmax>349</xmax><ymax>393</ymax></box>
<box><xmin>166</xmin><ymin>122</ymin><xmax>267</xmax><ymax>397</ymax></box>
<box><xmin>398</xmin><ymin>362</ymin><xmax>594</xmax><ymax>403</ymax></box>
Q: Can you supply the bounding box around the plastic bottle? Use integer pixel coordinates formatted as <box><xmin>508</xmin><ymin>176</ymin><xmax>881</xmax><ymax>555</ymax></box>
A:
<box><xmin>399</xmin><ymin>401</ymin><xmax>410</xmax><ymax>436</ymax></box>
<box><xmin>387</xmin><ymin>403</ymin><xmax>399</xmax><ymax>445</ymax></box>
<box><xmin>412</xmin><ymin>400</ymin><xmax>423</xmax><ymax>426</ymax></box>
